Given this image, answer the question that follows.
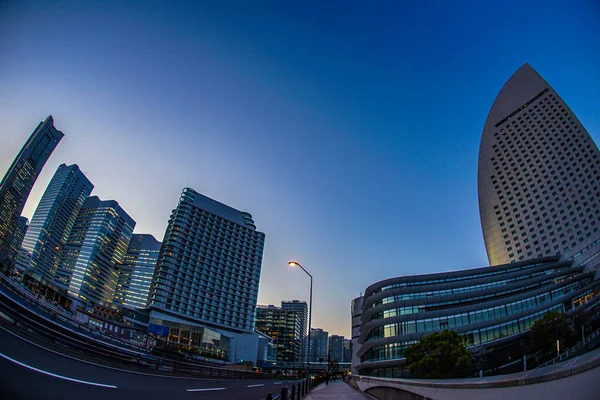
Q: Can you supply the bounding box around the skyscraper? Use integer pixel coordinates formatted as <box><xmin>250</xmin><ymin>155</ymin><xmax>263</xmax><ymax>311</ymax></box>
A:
<box><xmin>19</xmin><ymin>164</ymin><xmax>93</xmax><ymax>283</ymax></box>
<box><xmin>479</xmin><ymin>64</ymin><xmax>600</xmax><ymax>268</ymax></box>
<box><xmin>55</xmin><ymin>196</ymin><xmax>135</xmax><ymax>305</ymax></box>
<box><xmin>343</xmin><ymin>338</ymin><xmax>352</xmax><ymax>363</ymax></box>
<box><xmin>147</xmin><ymin>187</ymin><xmax>265</xmax><ymax>334</ymax></box>
<box><xmin>328</xmin><ymin>334</ymin><xmax>345</xmax><ymax>362</ymax></box>
<box><xmin>0</xmin><ymin>116</ymin><xmax>63</xmax><ymax>261</ymax></box>
<box><xmin>281</xmin><ymin>300</ymin><xmax>308</xmax><ymax>362</ymax></box>
<box><xmin>310</xmin><ymin>328</ymin><xmax>329</xmax><ymax>362</ymax></box>
<box><xmin>255</xmin><ymin>304</ymin><xmax>303</xmax><ymax>362</ymax></box>
<box><xmin>8</xmin><ymin>217</ymin><xmax>28</xmax><ymax>266</ymax></box>
<box><xmin>114</xmin><ymin>234</ymin><xmax>161</xmax><ymax>309</ymax></box>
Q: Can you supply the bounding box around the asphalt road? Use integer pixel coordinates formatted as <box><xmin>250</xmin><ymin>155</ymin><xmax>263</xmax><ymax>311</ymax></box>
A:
<box><xmin>0</xmin><ymin>327</ymin><xmax>299</xmax><ymax>399</ymax></box>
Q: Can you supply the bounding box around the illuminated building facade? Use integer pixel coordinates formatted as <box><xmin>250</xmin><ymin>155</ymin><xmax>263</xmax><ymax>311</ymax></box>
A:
<box><xmin>353</xmin><ymin>256</ymin><xmax>600</xmax><ymax>377</ymax></box>
<box><xmin>0</xmin><ymin>116</ymin><xmax>63</xmax><ymax>261</ymax></box>
<box><xmin>55</xmin><ymin>196</ymin><xmax>135</xmax><ymax>305</ymax></box>
<box><xmin>114</xmin><ymin>234</ymin><xmax>161</xmax><ymax>309</ymax></box>
<box><xmin>19</xmin><ymin>164</ymin><xmax>93</xmax><ymax>283</ymax></box>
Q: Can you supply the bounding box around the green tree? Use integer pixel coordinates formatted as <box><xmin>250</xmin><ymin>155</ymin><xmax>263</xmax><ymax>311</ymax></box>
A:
<box><xmin>529</xmin><ymin>311</ymin><xmax>569</xmax><ymax>356</ymax></box>
<box><xmin>404</xmin><ymin>330</ymin><xmax>472</xmax><ymax>379</ymax></box>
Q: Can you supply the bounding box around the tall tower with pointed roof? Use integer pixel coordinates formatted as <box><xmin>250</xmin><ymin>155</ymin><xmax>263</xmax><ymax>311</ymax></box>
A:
<box><xmin>479</xmin><ymin>64</ymin><xmax>600</xmax><ymax>268</ymax></box>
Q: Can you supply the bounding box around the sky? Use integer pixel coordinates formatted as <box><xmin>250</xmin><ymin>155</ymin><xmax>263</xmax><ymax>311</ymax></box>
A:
<box><xmin>0</xmin><ymin>0</ymin><xmax>599</xmax><ymax>337</ymax></box>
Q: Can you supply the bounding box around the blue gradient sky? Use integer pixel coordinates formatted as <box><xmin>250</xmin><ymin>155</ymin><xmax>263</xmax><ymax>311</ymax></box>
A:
<box><xmin>1</xmin><ymin>1</ymin><xmax>599</xmax><ymax>337</ymax></box>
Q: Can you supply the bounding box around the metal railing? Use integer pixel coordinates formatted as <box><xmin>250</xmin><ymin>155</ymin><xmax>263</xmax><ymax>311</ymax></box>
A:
<box><xmin>0</xmin><ymin>273</ymin><xmax>276</xmax><ymax>379</ymax></box>
<box><xmin>536</xmin><ymin>327</ymin><xmax>600</xmax><ymax>369</ymax></box>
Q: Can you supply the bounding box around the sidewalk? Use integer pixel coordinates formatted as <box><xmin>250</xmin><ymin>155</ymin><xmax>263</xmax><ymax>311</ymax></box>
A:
<box><xmin>305</xmin><ymin>380</ymin><xmax>370</xmax><ymax>399</ymax></box>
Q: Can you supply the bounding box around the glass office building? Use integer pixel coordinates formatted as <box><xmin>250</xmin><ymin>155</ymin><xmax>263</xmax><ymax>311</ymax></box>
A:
<box><xmin>55</xmin><ymin>196</ymin><xmax>135</xmax><ymax>305</ymax></box>
<box><xmin>19</xmin><ymin>164</ymin><xmax>93</xmax><ymax>283</ymax></box>
<box><xmin>255</xmin><ymin>304</ymin><xmax>303</xmax><ymax>362</ymax></box>
<box><xmin>114</xmin><ymin>234</ymin><xmax>161</xmax><ymax>309</ymax></box>
<box><xmin>352</xmin><ymin>256</ymin><xmax>600</xmax><ymax>377</ymax></box>
<box><xmin>281</xmin><ymin>300</ymin><xmax>308</xmax><ymax>362</ymax></box>
<box><xmin>0</xmin><ymin>116</ymin><xmax>63</xmax><ymax>261</ymax></box>
<box><xmin>7</xmin><ymin>217</ymin><xmax>28</xmax><ymax>266</ymax></box>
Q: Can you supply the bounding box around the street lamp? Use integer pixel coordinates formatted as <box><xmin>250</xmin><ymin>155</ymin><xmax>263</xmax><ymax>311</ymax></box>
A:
<box><xmin>288</xmin><ymin>260</ymin><xmax>312</xmax><ymax>382</ymax></box>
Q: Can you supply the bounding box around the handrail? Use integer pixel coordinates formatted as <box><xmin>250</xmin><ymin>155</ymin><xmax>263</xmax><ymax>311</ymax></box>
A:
<box><xmin>0</xmin><ymin>273</ymin><xmax>275</xmax><ymax>379</ymax></box>
<box><xmin>536</xmin><ymin>327</ymin><xmax>600</xmax><ymax>369</ymax></box>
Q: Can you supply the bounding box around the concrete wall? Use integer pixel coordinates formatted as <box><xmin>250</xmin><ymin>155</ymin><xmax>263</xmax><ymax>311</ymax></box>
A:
<box><xmin>356</xmin><ymin>347</ymin><xmax>600</xmax><ymax>400</ymax></box>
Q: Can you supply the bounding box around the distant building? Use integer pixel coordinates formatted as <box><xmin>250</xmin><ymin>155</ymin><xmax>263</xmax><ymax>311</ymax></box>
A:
<box><xmin>0</xmin><ymin>116</ymin><xmax>63</xmax><ymax>263</ymax></box>
<box><xmin>19</xmin><ymin>164</ymin><xmax>93</xmax><ymax>283</ymax></box>
<box><xmin>479</xmin><ymin>64</ymin><xmax>600</xmax><ymax>268</ymax></box>
<box><xmin>329</xmin><ymin>334</ymin><xmax>345</xmax><ymax>362</ymax></box>
<box><xmin>255</xmin><ymin>304</ymin><xmax>303</xmax><ymax>362</ymax></box>
<box><xmin>113</xmin><ymin>234</ymin><xmax>161</xmax><ymax>309</ymax></box>
<box><xmin>146</xmin><ymin>188</ymin><xmax>265</xmax><ymax>363</ymax></box>
<box><xmin>281</xmin><ymin>300</ymin><xmax>308</xmax><ymax>361</ymax></box>
<box><xmin>8</xmin><ymin>217</ymin><xmax>28</xmax><ymax>267</ymax></box>
<box><xmin>310</xmin><ymin>328</ymin><xmax>329</xmax><ymax>362</ymax></box>
<box><xmin>55</xmin><ymin>196</ymin><xmax>135</xmax><ymax>305</ymax></box>
<box><xmin>343</xmin><ymin>338</ymin><xmax>353</xmax><ymax>363</ymax></box>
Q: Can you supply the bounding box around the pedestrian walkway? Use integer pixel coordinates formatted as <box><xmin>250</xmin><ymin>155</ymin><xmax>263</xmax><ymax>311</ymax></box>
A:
<box><xmin>305</xmin><ymin>380</ymin><xmax>370</xmax><ymax>399</ymax></box>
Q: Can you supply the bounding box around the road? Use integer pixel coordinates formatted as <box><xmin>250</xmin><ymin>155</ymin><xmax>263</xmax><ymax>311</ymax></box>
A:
<box><xmin>0</xmin><ymin>327</ymin><xmax>299</xmax><ymax>399</ymax></box>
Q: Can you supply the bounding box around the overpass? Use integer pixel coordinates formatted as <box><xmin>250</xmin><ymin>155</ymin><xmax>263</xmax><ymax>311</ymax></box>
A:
<box><xmin>353</xmin><ymin>346</ymin><xmax>600</xmax><ymax>400</ymax></box>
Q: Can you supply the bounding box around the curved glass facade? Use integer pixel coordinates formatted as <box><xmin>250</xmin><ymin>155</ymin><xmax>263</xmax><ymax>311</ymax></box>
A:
<box><xmin>353</xmin><ymin>256</ymin><xmax>600</xmax><ymax>376</ymax></box>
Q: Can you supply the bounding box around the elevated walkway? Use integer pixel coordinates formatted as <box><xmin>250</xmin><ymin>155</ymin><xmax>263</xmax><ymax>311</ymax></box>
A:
<box><xmin>354</xmin><ymin>346</ymin><xmax>600</xmax><ymax>400</ymax></box>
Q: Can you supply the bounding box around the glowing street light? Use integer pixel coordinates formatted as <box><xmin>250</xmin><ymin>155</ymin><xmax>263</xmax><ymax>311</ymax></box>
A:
<box><xmin>287</xmin><ymin>260</ymin><xmax>312</xmax><ymax>382</ymax></box>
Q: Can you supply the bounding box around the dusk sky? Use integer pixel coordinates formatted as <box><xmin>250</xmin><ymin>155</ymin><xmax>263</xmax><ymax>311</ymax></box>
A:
<box><xmin>1</xmin><ymin>0</ymin><xmax>599</xmax><ymax>337</ymax></box>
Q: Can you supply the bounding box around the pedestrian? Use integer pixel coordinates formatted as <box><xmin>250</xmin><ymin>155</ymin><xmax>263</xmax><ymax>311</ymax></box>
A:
<box><xmin>325</xmin><ymin>372</ymin><xmax>329</xmax><ymax>386</ymax></box>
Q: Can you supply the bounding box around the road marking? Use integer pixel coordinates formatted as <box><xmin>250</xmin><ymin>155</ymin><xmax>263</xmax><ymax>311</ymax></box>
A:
<box><xmin>186</xmin><ymin>387</ymin><xmax>226</xmax><ymax>392</ymax></box>
<box><xmin>0</xmin><ymin>326</ymin><xmax>236</xmax><ymax>382</ymax></box>
<box><xmin>274</xmin><ymin>382</ymin><xmax>283</xmax><ymax>384</ymax></box>
<box><xmin>0</xmin><ymin>351</ymin><xmax>117</xmax><ymax>388</ymax></box>
<box><xmin>247</xmin><ymin>383</ymin><xmax>264</xmax><ymax>387</ymax></box>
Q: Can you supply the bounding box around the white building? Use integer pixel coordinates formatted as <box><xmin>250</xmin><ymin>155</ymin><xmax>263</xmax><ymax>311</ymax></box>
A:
<box><xmin>147</xmin><ymin>188</ymin><xmax>265</xmax><ymax>362</ymax></box>
<box><xmin>479</xmin><ymin>63</ymin><xmax>600</xmax><ymax>269</ymax></box>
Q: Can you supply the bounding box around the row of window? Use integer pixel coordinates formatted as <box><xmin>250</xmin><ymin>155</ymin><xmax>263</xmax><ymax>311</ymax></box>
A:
<box><xmin>366</xmin><ymin>278</ymin><xmax>589</xmax><ymax>342</ymax></box>
<box><xmin>372</xmin><ymin>268</ymin><xmax>578</xmax><ymax>307</ymax></box>
<box><xmin>360</xmin><ymin>304</ymin><xmax>563</xmax><ymax>363</ymax></box>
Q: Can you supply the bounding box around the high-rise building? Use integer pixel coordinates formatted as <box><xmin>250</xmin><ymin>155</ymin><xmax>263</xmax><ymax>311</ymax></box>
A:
<box><xmin>0</xmin><ymin>116</ymin><xmax>63</xmax><ymax>261</ymax></box>
<box><xmin>19</xmin><ymin>164</ymin><xmax>93</xmax><ymax>283</ymax></box>
<box><xmin>255</xmin><ymin>304</ymin><xmax>302</xmax><ymax>362</ymax></box>
<box><xmin>479</xmin><ymin>63</ymin><xmax>600</xmax><ymax>268</ymax></box>
<box><xmin>146</xmin><ymin>188</ymin><xmax>265</xmax><ymax>363</ymax></box>
<box><xmin>8</xmin><ymin>217</ymin><xmax>28</xmax><ymax>265</ymax></box>
<box><xmin>281</xmin><ymin>300</ymin><xmax>308</xmax><ymax>362</ymax></box>
<box><xmin>113</xmin><ymin>234</ymin><xmax>161</xmax><ymax>309</ymax></box>
<box><xmin>147</xmin><ymin>188</ymin><xmax>265</xmax><ymax>333</ymax></box>
<box><xmin>328</xmin><ymin>334</ymin><xmax>345</xmax><ymax>362</ymax></box>
<box><xmin>343</xmin><ymin>338</ymin><xmax>353</xmax><ymax>363</ymax></box>
<box><xmin>55</xmin><ymin>196</ymin><xmax>135</xmax><ymax>305</ymax></box>
<box><xmin>310</xmin><ymin>328</ymin><xmax>329</xmax><ymax>362</ymax></box>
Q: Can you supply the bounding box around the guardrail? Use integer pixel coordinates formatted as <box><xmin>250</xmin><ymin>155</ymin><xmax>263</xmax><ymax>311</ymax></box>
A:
<box><xmin>536</xmin><ymin>326</ymin><xmax>600</xmax><ymax>369</ymax></box>
<box><xmin>0</xmin><ymin>273</ymin><xmax>280</xmax><ymax>380</ymax></box>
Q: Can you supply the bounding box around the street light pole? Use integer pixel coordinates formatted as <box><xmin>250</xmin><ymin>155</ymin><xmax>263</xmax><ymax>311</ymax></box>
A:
<box><xmin>288</xmin><ymin>261</ymin><xmax>312</xmax><ymax>382</ymax></box>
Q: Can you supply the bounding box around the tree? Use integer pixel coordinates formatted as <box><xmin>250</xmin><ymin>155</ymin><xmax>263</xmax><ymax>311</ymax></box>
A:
<box><xmin>529</xmin><ymin>311</ymin><xmax>569</xmax><ymax>357</ymax></box>
<box><xmin>404</xmin><ymin>330</ymin><xmax>472</xmax><ymax>379</ymax></box>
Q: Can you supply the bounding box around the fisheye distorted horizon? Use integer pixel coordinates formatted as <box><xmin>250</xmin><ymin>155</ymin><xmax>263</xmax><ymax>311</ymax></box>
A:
<box><xmin>0</xmin><ymin>0</ymin><xmax>599</xmax><ymax>336</ymax></box>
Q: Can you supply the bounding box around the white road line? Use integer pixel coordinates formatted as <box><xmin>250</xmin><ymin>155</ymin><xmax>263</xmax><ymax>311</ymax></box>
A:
<box><xmin>274</xmin><ymin>382</ymin><xmax>283</xmax><ymax>385</ymax></box>
<box><xmin>0</xmin><ymin>326</ymin><xmax>232</xmax><ymax>382</ymax></box>
<box><xmin>0</xmin><ymin>351</ymin><xmax>117</xmax><ymax>388</ymax></box>
<box><xmin>247</xmin><ymin>383</ymin><xmax>264</xmax><ymax>387</ymax></box>
<box><xmin>186</xmin><ymin>387</ymin><xmax>226</xmax><ymax>392</ymax></box>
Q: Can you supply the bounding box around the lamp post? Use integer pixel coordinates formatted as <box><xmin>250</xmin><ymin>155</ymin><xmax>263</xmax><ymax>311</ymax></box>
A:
<box><xmin>288</xmin><ymin>261</ymin><xmax>312</xmax><ymax>382</ymax></box>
